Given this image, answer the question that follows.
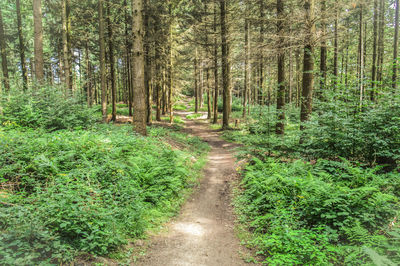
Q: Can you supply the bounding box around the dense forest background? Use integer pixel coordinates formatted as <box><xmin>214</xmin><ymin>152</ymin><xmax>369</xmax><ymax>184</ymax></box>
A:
<box><xmin>1</xmin><ymin>0</ymin><xmax>400</xmax><ymax>265</ymax></box>
<box><xmin>0</xmin><ymin>0</ymin><xmax>399</xmax><ymax>131</ymax></box>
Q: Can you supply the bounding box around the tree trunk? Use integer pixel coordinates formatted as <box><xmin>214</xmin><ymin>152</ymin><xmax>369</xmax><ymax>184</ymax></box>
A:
<box><xmin>258</xmin><ymin>0</ymin><xmax>264</xmax><ymax>105</ymax></box>
<box><xmin>33</xmin><ymin>0</ymin><xmax>44</xmax><ymax>83</ymax></box>
<box><xmin>358</xmin><ymin>5</ymin><xmax>364</xmax><ymax>110</ymax></box>
<box><xmin>16</xmin><ymin>0</ymin><xmax>28</xmax><ymax>90</ymax></box>
<box><xmin>162</xmin><ymin>68</ymin><xmax>166</xmax><ymax>115</ymax></box>
<box><xmin>127</xmin><ymin>51</ymin><xmax>133</xmax><ymax>115</ymax></box>
<box><xmin>288</xmin><ymin>49</ymin><xmax>292</xmax><ymax>104</ymax></box>
<box><xmin>85</xmin><ymin>41</ymin><xmax>92</xmax><ymax>107</ymax></box>
<box><xmin>194</xmin><ymin>48</ymin><xmax>199</xmax><ymax>113</ymax></box>
<box><xmin>300</xmin><ymin>0</ymin><xmax>315</xmax><ymax>133</ymax></box>
<box><xmin>276</xmin><ymin>0</ymin><xmax>285</xmax><ymax>135</ymax></box>
<box><xmin>0</xmin><ymin>8</ymin><xmax>9</xmax><ymax>91</ymax></box>
<box><xmin>371</xmin><ymin>0</ymin><xmax>378</xmax><ymax>100</ymax></box>
<box><xmin>295</xmin><ymin>49</ymin><xmax>301</xmax><ymax>107</ymax></box>
<box><xmin>243</xmin><ymin>17</ymin><xmax>249</xmax><ymax>118</ymax></box>
<box><xmin>393</xmin><ymin>0</ymin><xmax>399</xmax><ymax>90</ymax></box>
<box><xmin>207</xmin><ymin>67</ymin><xmax>211</xmax><ymax>119</ymax></box>
<box><xmin>131</xmin><ymin>0</ymin><xmax>147</xmax><ymax>135</ymax></box>
<box><xmin>124</xmin><ymin>0</ymin><xmax>133</xmax><ymax>116</ymax></box>
<box><xmin>333</xmin><ymin>0</ymin><xmax>338</xmax><ymax>87</ymax></box>
<box><xmin>156</xmin><ymin>63</ymin><xmax>162</xmax><ymax>121</ymax></box>
<box><xmin>220</xmin><ymin>0</ymin><xmax>230</xmax><ymax>129</ymax></box>
<box><xmin>319</xmin><ymin>0</ymin><xmax>327</xmax><ymax>94</ymax></box>
<box><xmin>99</xmin><ymin>0</ymin><xmax>107</xmax><ymax>122</ymax></box>
<box><xmin>62</xmin><ymin>0</ymin><xmax>72</xmax><ymax>91</ymax></box>
<box><xmin>345</xmin><ymin>36</ymin><xmax>349</xmax><ymax>88</ymax></box>
<box><xmin>144</xmin><ymin>0</ymin><xmax>152</xmax><ymax>125</ymax></box>
<box><xmin>213</xmin><ymin>0</ymin><xmax>219</xmax><ymax>124</ymax></box>
<box><xmin>168</xmin><ymin>4</ymin><xmax>173</xmax><ymax>124</ymax></box>
<box><xmin>377</xmin><ymin>0</ymin><xmax>385</xmax><ymax>86</ymax></box>
<box><xmin>199</xmin><ymin>59</ymin><xmax>203</xmax><ymax>109</ymax></box>
<box><xmin>106</xmin><ymin>3</ymin><xmax>117</xmax><ymax>121</ymax></box>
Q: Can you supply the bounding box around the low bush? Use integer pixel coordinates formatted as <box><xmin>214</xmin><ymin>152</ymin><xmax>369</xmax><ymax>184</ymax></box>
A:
<box><xmin>236</xmin><ymin>158</ymin><xmax>400</xmax><ymax>265</ymax></box>
<box><xmin>217</xmin><ymin>96</ymin><xmax>243</xmax><ymax>113</ymax></box>
<box><xmin>0</xmin><ymin>124</ymin><xmax>209</xmax><ymax>264</ymax></box>
<box><xmin>0</xmin><ymin>87</ymin><xmax>97</xmax><ymax>131</ymax></box>
<box><xmin>225</xmin><ymin>99</ymin><xmax>400</xmax><ymax>169</ymax></box>
<box><xmin>301</xmin><ymin>100</ymin><xmax>400</xmax><ymax>167</ymax></box>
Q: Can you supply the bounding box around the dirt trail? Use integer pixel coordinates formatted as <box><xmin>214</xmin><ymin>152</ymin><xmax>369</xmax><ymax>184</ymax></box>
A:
<box><xmin>137</xmin><ymin>111</ymin><xmax>251</xmax><ymax>266</ymax></box>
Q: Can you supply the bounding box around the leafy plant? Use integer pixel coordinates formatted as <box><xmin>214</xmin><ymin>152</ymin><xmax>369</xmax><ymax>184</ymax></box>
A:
<box><xmin>0</xmin><ymin>87</ymin><xmax>98</xmax><ymax>131</ymax></box>
<box><xmin>236</xmin><ymin>158</ymin><xmax>400</xmax><ymax>265</ymax></box>
<box><xmin>0</xmin><ymin>124</ymin><xmax>209</xmax><ymax>264</ymax></box>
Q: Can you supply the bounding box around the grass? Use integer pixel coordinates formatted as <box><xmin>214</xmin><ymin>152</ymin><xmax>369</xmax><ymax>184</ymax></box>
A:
<box><xmin>209</xmin><ymin>123</ymin><xmax>222</xmax><ymax>130</ymax></box>
<box><xmin>160</xmin><ymin>115</ymin><xmax>185</xmax><ymax>124</ymax></box>
<box><xmin>173</xmin><ymin>103</ymin><xmax>188</xmax><ymax>111</ymax></box>
<box><xmin>186</xmin><ymin>113</ymin><xmax>205</xmax><ymax>120</ymax></box>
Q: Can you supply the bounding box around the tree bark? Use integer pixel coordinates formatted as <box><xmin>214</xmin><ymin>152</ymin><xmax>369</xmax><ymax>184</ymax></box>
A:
<box><xmin>162</xmin><ymin>68</ymin><xmax>166</xmax><ymax>115</ymax></box>
<box><xmin>194</xmin><ymin>48</ymin><xmax>199</xmax><ymax>113</ymax></box>
<box><xmin>0</xmin><ymin>8</ymin><xmax>9</xmax><ymax>91</ymax></box>
<box><xmin>33</xmin><ymin>0</ymin><xmax>44</xmax><ymax>83</ymax></box>
<box><xmin>295</xmin><ymin>49</ymin><xmax>301</xmax><ymax>107</ymax></box>
<box><xmin>300</xmin><ymin>0</ymin><xmax>315</xmax><ymax>133</ymax></box>
<box><xmin>131</xmin><ymin>0</ymin><xmax>147</xmax><ymax>135</ymax></box>
<box><xmin>333</xmin><ymin>0</ymin><xmax>338</xmax><ymax>87</ymax></box>
<box><xmin>85</xmin><ymin>41</ymin><xmax>92</xmax><ymax>107</ymax></box>
<box><xmin>358</xmin><ymin>5</ymin><xmax>364</xmax><ymax>109</ymax></box>
<box><xmin>393</xmin><ymin>0</ymin><xmax>399</xmax><ymax>90</ymax></box>
<box><xmin>144</xmin><ymin>0</ymin><xmax>152</xmax><ymax>125</ymax></box>
<box><xmin>276</xmin><ymin>0</ymin><xmax>285</xmax><ymax>135</ymax></box>
<box><xmin>62</xmin><ymin>0</ymin><xmax>72</xmax><ymax>91</ymax></box>
<box><xmin>16</xmin><ymin>0</ymin><xmax>28</xmax><ymax>90</ymax></box>
<box><xmin>168</xmin><ymin>4</ymin><xmax>173</xmax><ymax>124</ymax></box>
<box><xmin>377</xmin><ymin>0</ymin><xmax>385</xmax><ymax>86</ymax></box>
<box><xmin>243</xmin><ymin>17</ymin><xmax>249</xmax><ymax>118</ymax></box>
<box><xmin>288</xmin><ymin>49</ymin><xmax>293</xmax><ymax>103</ymax></box>
<box><xmin>258</xmin><ymin>0</ymin><xmax>265</xmax><ymax>105</ymax></box>
<box><xmin>99</xmin><ymin>0</ymin><xmax>107</xmax><ymax>122</ymax></box>
<box><xmin>199</xmin><ymin>59</ymin><xmax>203</xmax><ymax>109</ymax></box>
<box><xmin>124</xmin><ymin>0</ymin><xmax>133</xmax><ymax>116</ymax></box>
<box><xmin>207</xmin><ymin>67</ymin><xmax>211</xmax><ymax>119</ymax></box>
<box><xmin>106</xmin><ymin>3</ymin><xmax>117</xmax><ymax>121</ymax></box>
<box><xmin>213</xmin><ymin>0</ymin><xmax>219</xmax><ymax>124</ymax></box>
<box><xmin>371</xmin><ymin>0</ymin><xmax>378</xmax><ymax>100</ymax></box>
<box><xmin>156</xmin><ymin>62</ymin><xmax>162</xmax><ymax>121</ymax></box>
<box><xmin>220</xmin><ymin>0</ymin><xmax>230</xmax><ymax>129</ymax></box>
<box><xmin>319</xmin><ymin>0</ymin><xmax>327</xmax><ymax>93</ymax></box>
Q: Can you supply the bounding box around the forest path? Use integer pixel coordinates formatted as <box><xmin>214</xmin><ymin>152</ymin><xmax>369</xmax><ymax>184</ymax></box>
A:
<box><xmin>137</xmin><ymin>110</ymin><xmax>251</xmax><ymax>266</ymax></box>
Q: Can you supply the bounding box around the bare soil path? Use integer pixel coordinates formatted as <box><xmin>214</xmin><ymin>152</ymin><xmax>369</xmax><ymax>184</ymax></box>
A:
<box><xmin>137</xmin><ymin>111</ymin><xmax>252</xmax><ymax>266</ymax></box>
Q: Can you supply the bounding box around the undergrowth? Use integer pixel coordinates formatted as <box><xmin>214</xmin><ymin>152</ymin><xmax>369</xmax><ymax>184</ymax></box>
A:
<box><xmin>0</xmin><ymin>90</ymin><xmax>209</xmax><ymax>265</ymax></box>
<box><xmin>228</xmin><ymin>94</ymin><xmax>400</xmax><ymax>265</ymax></box>
<box><xmin>236</xmin><ymin>158</ymin><xmax>400</xmax><ymax>265</ymax></box>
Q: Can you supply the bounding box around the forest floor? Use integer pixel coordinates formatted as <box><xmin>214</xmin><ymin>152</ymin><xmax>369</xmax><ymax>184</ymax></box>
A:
<box><xmin>136</xmin><ymin>108</ymin><xmax>253</xmax><ymax>266</ymax></box>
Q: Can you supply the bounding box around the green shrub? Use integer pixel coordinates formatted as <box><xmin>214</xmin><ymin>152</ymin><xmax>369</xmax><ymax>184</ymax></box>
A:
<box><xmin>0</xmin><ymin>124</ymin><xmax>209</xmax><ymax>263</ymax></box>
<box><xmin>0</xmin><ymin>203</ymin><xmax>74</xmax><ymax>265</ymax></box>
<box><xmin>217</xmin><ymin>96</ymin><xmax>243</xmax><ymax>113</ymax></box>
<box><xmin>301</xmin><ymin>100</ymin><xmax>400</xmax><ymax>167</ymax></box>
<box><xmin>0</xmin><ymin>87</ymin><xmax>97</xmax><ymax>131</ymax></box>
<box><xmin>227</xmin><ymin>94</ymin><xmax>400</xmax><ymax>168</ymax></box>
<box><xmin>236</xmin><ymin>158</ymin><xmax>400</xmax><ymax>264</ymax></box>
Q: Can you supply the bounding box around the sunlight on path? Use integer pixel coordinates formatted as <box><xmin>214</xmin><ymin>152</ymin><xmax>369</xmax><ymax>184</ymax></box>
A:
<box><xmin>173</xmin><ymin>222</ymin><xmax>205</xmax><ymax>237</ymax></box>
<box><xmin>137</xmin><ymin>111</ymin><xmax>252</xmax><ymax>266</ymax></box>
